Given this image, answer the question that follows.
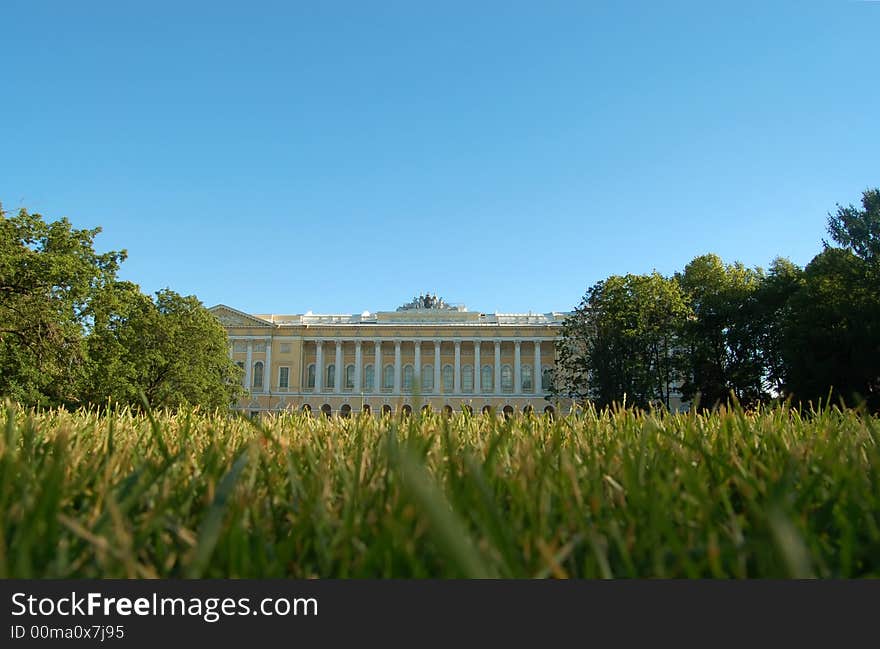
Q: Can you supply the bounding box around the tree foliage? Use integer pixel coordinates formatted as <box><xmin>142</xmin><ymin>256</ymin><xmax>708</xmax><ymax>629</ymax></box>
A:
<box><xmin>0</xmin><ymin>206</ymin><xmax>124</xmax><ymax>406</ymax></box>
<box><xmin>553</xmin><ymin>272</ymin><xmax>688</xmax><ymax>409</ymax></box>
<box><xmin>676</xmin><ymin>254</ymin><xmax>765</xmax><ymax>408</ymax></box>
<box><xmin>554</xmin><ymin>188</ymin><xmax>880</xmax><ymax>413</ymax></box>
<box><xmin>0</xmin><ymin>205</ymin><xmax>241</xmax><ymax>410</ymax></box>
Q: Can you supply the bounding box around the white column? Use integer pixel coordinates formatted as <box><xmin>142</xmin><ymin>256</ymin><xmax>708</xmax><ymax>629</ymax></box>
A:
<box><xmin>374</xmin><ymin>340</ymin><xmax>382</xmax><ymax>393</ymax></box>
<box><xmin>514</xmin><ymin>340</ymin><xmax>522</xmax><ymax>394</ymax></box>
<box><xmin>354</xmin><ymin>341</ymin><xmax>363</xmax><ymax>393</ymax></box>
<box><xmin>393</xmin><ymin>340</ymin><xmax>401</xmax><ymax>394</ymax></box>
<box><xmin>534</xmin><ymin>340</ymin><xmax>542</xmax><ymax>394</ymax></box>
<box><xmin>434</xmin><ymin>340</ymin><xmax>441</xmax><ymax>394</ymax></box>
<box><xmin>334</xmin><ymin>340</ymin><xmax>343</xmax><ymax>393</ymax></box>
<box><xmin>264</xmin><ymin>339</ymin><xmax>272</xmax><ymax>393</ymax></box>
<box><xmin>414</xmin><ymin>340</ymin><xmax>421</xmax><ymax>392</ymax></box>
<box><xmin>474</xmin><ymin>341</ymin><xmax>481</xmax><ymax>394</ymax></box>
<box><xmin>315</xmin><ymin>340</ymin><xmax>323</xmax><ymax>393</ymax></box>
<box><xmin>494</xmin><ymin>339</ymin><xmax>502</xmax><ymax>395</ymax></box>
<box><xmin>453</xmin><ymin>340</ymin><xmax>461</xmax><ymax>394</ymax></box>
<box><xmin>244</xmin><ymin>341</ymin><xmax>253</xmax><ymax>389</ymax></box>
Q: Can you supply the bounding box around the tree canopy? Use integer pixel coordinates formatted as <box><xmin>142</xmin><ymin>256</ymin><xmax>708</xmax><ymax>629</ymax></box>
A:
<box><xmin>0</xmin><ymin>205</ymin><xmax>241</xmax><ymax>410</ymax></box>
<box><xmin>553</xmin><ymin>188</ymin><xmax>880</xmax><ymax>413</ymax></box>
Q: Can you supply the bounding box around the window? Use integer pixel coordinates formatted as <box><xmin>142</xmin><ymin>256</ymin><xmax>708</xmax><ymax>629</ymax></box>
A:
<box><xmin>383</xmin><ymin>364</ymin><xmax>394</xmax><ymax>390</ymax></box>
<box><xmin>481</xmin><ymin>365</ymin><xmax>493</xmax><ymax>392</ymax></box>
<box><xmin>280</xmin><ymin>343</ymin><xmax>291</xmax><ymax>354</ymax></box>
<box><xmin>307</xmin><ymin>364</ymin><xmax>316</xmax><ymax>389</ymax></box>
<box><xmin>442</xmin><ymin>365</ymin><xmax>453</xmax><ymax>393</ymax></box>
<box><xmin>233</xmin><ymin>341</ymin><xmax>247</xmax><ymax>353</ymax></box>
<box><xmin>501</xmin><ymin>364</ymin><xmax>513</xmax><ymax>393</ymax></box>
<box><xmin>253</xmin><ymin>361</ymin><xmax>264</xmax><ymax>389</ymax></box>
<box><xmin>365</xmin><ymin>364</ymin><xmax>375</xmax><ymax>391</ymax></box>
<box><xmin>462</xmin><ymin>364</ymin><xmax>473</xmax><ymax>393</ymax></box>
<box><xmin>521</xmin><ymin>364</ymin><xmax>532</xmax><ymax>392</ymax></box>
<box><xmin>422</xmin><ymin>364</ymin><xmax>433</xmax><ymax>392</ymax></box>
<box><xmin>326</xmin><ymin>364</ymin><xmax>335</xmax><ymax>389</ymax></box>
<box><xmin>542</xmin><ymin>366</ymin><xmax>552</xmax><ymax>391</ymax></box>
<box><xmin>279</xmin><ymin>367</ymin><xmax>289</xmax><ymax>389</ymax></box>
<box><xmin>345</xmin><ymin>364</ymin><xmax>355</xmax><ymax>389</ymax></box>
<box><xmin>254</xmin><ymin>341</ymin><xmax>266</xmax><ymax>353</ymax></box>
<box><xmin>403</xmin><ymin>364</ymin><xmax>414</xmax><ymax>391</ymax></box>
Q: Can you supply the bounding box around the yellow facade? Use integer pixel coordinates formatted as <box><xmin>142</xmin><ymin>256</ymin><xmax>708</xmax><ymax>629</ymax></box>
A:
<box><xmin>210</xmin><ymin>298</ymin><xmax>567</xmax><ymax>416</ymax></box>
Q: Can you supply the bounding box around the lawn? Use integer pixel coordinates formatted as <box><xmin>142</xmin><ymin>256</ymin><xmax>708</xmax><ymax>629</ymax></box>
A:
<box><xmin>1</xmin><ymin>403</ymin><xmax>878</xmax><ymax>578</ymax></box>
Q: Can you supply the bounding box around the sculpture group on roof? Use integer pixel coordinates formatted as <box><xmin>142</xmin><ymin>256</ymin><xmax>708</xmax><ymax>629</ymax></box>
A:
<box><xmin>397</xmin><ymin>292</ymin><xmax>454</xmax><ymax>311</ymax></box>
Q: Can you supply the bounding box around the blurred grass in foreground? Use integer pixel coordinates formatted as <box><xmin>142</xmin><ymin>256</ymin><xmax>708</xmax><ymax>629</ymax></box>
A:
<box><xmin>1</xmin><ymin>402</ymin><xmax>878</xmax><ymax>578</ymax></box>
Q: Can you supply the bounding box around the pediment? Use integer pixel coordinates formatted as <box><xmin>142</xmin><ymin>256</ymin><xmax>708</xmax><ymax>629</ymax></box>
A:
<box><xmin>209</xmin><ymin>305</ymin><xmax>272</xmax><ymax>328</ymax></box>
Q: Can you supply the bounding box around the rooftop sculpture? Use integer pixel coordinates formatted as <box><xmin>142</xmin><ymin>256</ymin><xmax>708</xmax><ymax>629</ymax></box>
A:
<box><xmin>397</xmin><ymin>292</ymin><xmax>456</xmax><ymax>311</ymax></box>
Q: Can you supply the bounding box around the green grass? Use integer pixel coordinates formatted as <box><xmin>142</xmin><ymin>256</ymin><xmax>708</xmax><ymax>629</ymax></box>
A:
<box><xmin>1</xmin><ymin>402</ymin><xmax>878</xmax><ymax>578</ymax></box>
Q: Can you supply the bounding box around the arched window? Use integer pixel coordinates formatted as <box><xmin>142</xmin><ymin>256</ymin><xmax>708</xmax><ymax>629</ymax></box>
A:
<box><xmin>302</xmin><ymin>404</ymin><xmax>312</xmax><ymax>416</ymax></box>
<box><xmin>521</xmin><ymin>364</ymin><xmax>533</xmax><ymax>392</ymax></box>
<box><xmin>501</xmin><ymin>364</ymin><xmax>513</xmax><ymax>393</ymax></box>
<box><xmin>383</xmin><ymin>364</ymin><xmax>394</xmax><ymax>390</ymax></box>
<box><xmin>253</xmin><ymin>361</ymin><xmax>264</xmax><ymax>389</ymax></box>
<box><xmin>542</xmin><ymin>366</ymin><xmax>552</xmax><ymax>391</ymax></box>
<box><xmin>403</xmin><ymin>364</ymin><xmax>414</xmax><ymax>391</ymax></box>
<box><xmin>340</xmin><ymin>404</ymin><xmax>352</xmax><ymax>418</ymax></box>
<box><xmin>401</xmin><ymin>404</ymin><xmax>413</xmax><ymax>417</ymax></box>
<box><xmin>326</xmin><ymin>364</ymin><xmax>335</xmax><ymax>389</ymax></box>
<box><xmin>422</xmin><ymin>364</ymin><xmax>434</xmax><ymax>392</ymax></box>
<box><xmin>307</xmin><ymin>364</ymin><xmax>316</xmax><ymax>389</ymax></box>
<box><xmin>462</xmin><ymin>365</ymin><xmax>473</xmax><ymax>393</ymax></box>
<box><xmin>502</xmin><ymin>405</ymin><xmax>514</xmax><ymax>419</ymax></box>
<box><xmin>345</xmin><ymin>364</ymin><xmax>355</xmax><ymax>389</ymax></box>
<box><xmin>381</xmin><ymin>404</ymin><xmax>392</xmax><ymax>416</ymax></box>
<box><xmin>321</xmin><ymin>404</ymin><xmax>332</xmax><ymax>417</ymax></box>
<box><xmin>442</xmin><ymin>364</ymin><xmax>453</xmax><ymax>393</ymax></box>
<box><xmin>365</xmin><ymin>364</ymin><xmax>375</xmax><ymax>391</ymax></box>
<box><xmin>481</xmin><ymin>365</ymin><xmax>493</xmax><ymax>392</ymax></box>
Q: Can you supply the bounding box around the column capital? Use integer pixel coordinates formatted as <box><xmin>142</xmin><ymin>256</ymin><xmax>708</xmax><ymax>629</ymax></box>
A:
<box><xmin>315</xmin><ymin>339</ymin><xmax>323</xmax><ymax>348</ymax></box>
<box><xmin>454</xmin><ymin>339</ymin><xmax>461</xmax><ymax>347</ymax></box>
<box><xmin>354</xmin><ymin>339</ymin><xmax>362</xmax><ymax>348</ymax></box>
<box><xmin>514</xmin><ymin>340</ymin><xmax>522</xmax><ymax>348</ymax></box>
<box><xmin>433</xmin><ymin>338</ymin><xmax>443</xmax><ymax>346</ymax></box>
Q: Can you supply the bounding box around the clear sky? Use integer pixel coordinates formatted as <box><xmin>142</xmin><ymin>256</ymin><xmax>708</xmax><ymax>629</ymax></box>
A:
<box><xmin>2</xmin><ymin>1</ymin><xmax>877</xmax><ymax>315</ymax></box>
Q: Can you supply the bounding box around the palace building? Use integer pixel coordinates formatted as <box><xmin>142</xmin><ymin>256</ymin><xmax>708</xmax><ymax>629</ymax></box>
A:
<box><xmin>210</xmin><ymin>294</ymin><xmax>566</xmax><ymax>417</ymax></box>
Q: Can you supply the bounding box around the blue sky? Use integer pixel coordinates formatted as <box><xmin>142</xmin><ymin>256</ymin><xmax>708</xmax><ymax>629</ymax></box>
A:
<box><xmin>2</xmin><ymin>1</ymin><xmax>878</xmax><ymax>314</ymax></box>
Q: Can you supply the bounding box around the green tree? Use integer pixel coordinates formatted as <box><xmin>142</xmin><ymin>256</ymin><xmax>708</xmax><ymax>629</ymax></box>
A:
<box><xmin>0</xmin><ymin>206</ymin><xmax>124</xmax><ymax>406</ymax></box>
<box><xmin>751</xmin><ymin>257</ymin><xmax>804</xmax><ymax>397</ymax></box>
<box><xmin>554</xmin><ymin>272</ymin><xmax>688</xmax><ymax>410</ymax></box>
<box><xmin>676</xmin><ymin>254</ymin><xmax>765</xmax><ymax>408</ymax></box>
<box><xmin>782</xmin><ymin>248</ymin><xmax>880</xmax><ymax>410</ymax></box>
<box><xmin>826</xmin><ymin>188</ymin><xmax>880</xmax><ymax>265</ymax></box>
<box><xmin>84</xmin><ymin>283</ymin><xmax>243</xmax><ymax>410</ymax></box>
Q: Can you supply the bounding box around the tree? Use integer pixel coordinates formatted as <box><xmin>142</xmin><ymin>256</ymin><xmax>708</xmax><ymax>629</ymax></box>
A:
<box><xmin>751</xmin><ymin>257</ymin><xmax>804</xmax><ymax>397</ymax></box>
<box><xmin>0</xmin><ymin>206</ymin><xmax>124</xmax><ymax>406</ymax></box>
<box><xmin>1</xmin><ymin>204</ymin><xmax>241</xmax><ymax>411</ymax></box>
<box><xmin>84</xmin><ymin>283</ymin><xmax>243</xmax><ymax>410</ymax></box>
<box><xmin>553</xmin><ymin>272</ymin><xmax>688</xmax><ymax>410</ymax></box>
<box><xmin>782</xmin><ymin>247</ymin><xmax>880</xmax><ymax>410</ymax></box>
<box><xmin>676</xmin><ymin>254</ymin><xmax>765</xmax><ymax>408</ymax></box>
<box><xmin>826</xmin><ymin>188</ymin><xmax>880</xmax><ymax>265</ymax></box>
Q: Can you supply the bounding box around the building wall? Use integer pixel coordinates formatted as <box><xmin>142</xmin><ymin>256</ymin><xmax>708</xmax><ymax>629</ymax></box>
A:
<box><xmin>213</xmin><ymin>304</ymin><xmax>567</xmax><ymax>416</ymax></box>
